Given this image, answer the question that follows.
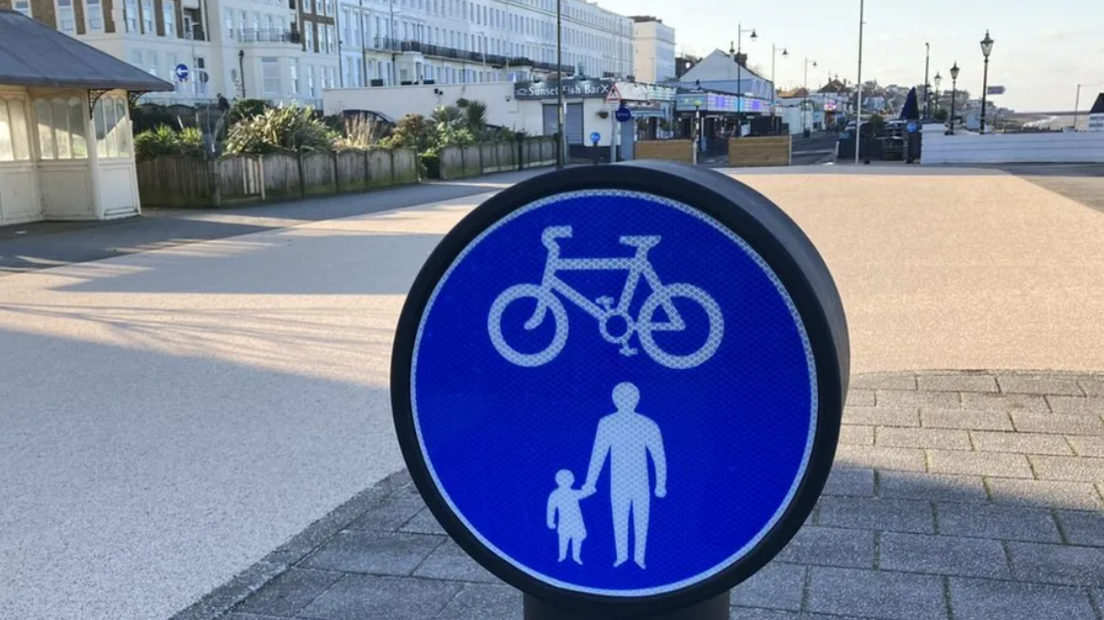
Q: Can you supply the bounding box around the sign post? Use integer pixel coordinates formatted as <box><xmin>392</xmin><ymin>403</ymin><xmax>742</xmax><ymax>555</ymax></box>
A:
<box><xmin>391</xmin><ymin>162</ymin><xmax>849</xmax><ymax>620</ymax></box>
<box><xmin>174</xmin><ymin>63</ymin><xmax>190</xmax><ymax>83</ymax></box>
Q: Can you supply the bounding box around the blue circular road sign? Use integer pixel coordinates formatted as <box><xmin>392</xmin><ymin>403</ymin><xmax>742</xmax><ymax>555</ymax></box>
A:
<box><xmin>615</xmin><ymin>105</ymin><xmax>633</xmax><ymax>123</ymax></box>
<box><xmin>174</xmin><ymin>63</ymin><xmax>189</xmax><ymax>82</ymax></box>
<box><xmin>590</xmin><ymin>131</ymin><xmax>601</xmax><ymax>144</ymax></box>
<box><xmin>907</xmin><ymin>121</ymin><xmax>919</xmax><ymax>133</ymax></box>
<box><xmin>392</xmin><ymin>162</ymin><xmax>848</xmax><ymax>615</ymax></box>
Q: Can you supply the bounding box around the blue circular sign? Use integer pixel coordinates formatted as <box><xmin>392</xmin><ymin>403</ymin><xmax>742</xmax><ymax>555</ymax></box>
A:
<box><xmin>393</xmin><ymin>162</ymin><xmax>847</xmax><ymax>613</ymax></box>
<box><xmin>907</xmin><ymin>121</ymin><xmax>918</xmax><ymax>133</ymax></box>
<box><xmin>615</xmin><ymin>106</ymin><xmax>633</xmax><ymax>123</ymax></box>
<box><xmin>174</xmin><ymin>63</ymin><xmax>189</xmax><ymax>82</ymax></box>
<box><xmin>590</xmin><ymin>131</ymin><xmax>601</xmax><ymax>144</ymax></box>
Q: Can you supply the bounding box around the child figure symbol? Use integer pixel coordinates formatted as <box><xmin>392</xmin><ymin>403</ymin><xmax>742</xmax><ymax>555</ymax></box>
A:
<box><xmin>546</xmin><ymin>470</ymin><xmax>588</xmax><ymax>564</ymax></box>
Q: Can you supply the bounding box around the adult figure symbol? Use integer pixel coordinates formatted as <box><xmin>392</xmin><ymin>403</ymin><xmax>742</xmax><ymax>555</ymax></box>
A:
<box><xmin>582</xmin><ymin>382</ymin><xmax>667</xmax><ymax>569</ymax></box>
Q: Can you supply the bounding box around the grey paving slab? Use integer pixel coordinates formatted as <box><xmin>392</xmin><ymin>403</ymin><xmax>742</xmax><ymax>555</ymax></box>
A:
<box><xmin>297</xmin><ymin>574</ymin><xmax>461</xmax><ymax>620</ymax></box>
<box><xmin>969</xmin><ymin>431</ymin><xmax>1074</xmax><ymax>455</ymax></box>
<box><xmin>1068</xmin><ymin>436</ymin><xmax>1104</xmax><ymax>458</ymax></box>
<box><xmin>806</xmin><ymin>567</ymin><xmax>948</xmax><ymax>620</ymax></box>
<box><xmin>848</xmin><ymin>389</ymin><xmax>876</xmax><ymax>406</ymax></box>
<box><xmin>1011</xmin><ymin>413</ymin><xmax>1104</xmax><ymax>436</ymax></box>
<box><xmin>822</xmin><ymin>467</ymin><xmax>876</xmax><ymax>497</ymax></box>
<box><xmin>729</xmin><ymin>562</ymin><xmax>806</xmax><ymax>611</ymax></box>
<box><xmin>917</xmin><ymin>374</ymin><xmax>998</xmax><ymax>393</ymax></box>
<box><xmin>774</xmin><ymin>526</ymin><xmax>875</xmax><ymax>569</ymax></box>
<box><xmin>842</xmin><ymin>406</ymin><xmax>921</xmax><ymax>428</ymax></box>
<box><xmin>850</xmin><ymin>374</ymin><xmax>917</xmax><ymax>391</ymax></box>
<box><xmin>412</xmin><ymin>540</ymin><xmax>500</xmax><ymax>584</ymax></box>
<box><xmin>400</xmin><ymin>507</ymin><xmax>447</xmax><ymax>536</ymax></box>
<box><xmin>877</xmin><ymin>390</ymin><xmax>960</xmax><ymax>409</ymax></box>
<box><xmin>875</xmin><ymin>427</ymin><xmax>971</xmax><ymax>450</ymax></box>
<box><xmin>344</xmin><ymin>492</ymin><xmax>428</xmax><ymax>533</ymax></box>
<box><xmin>1046</xmin><ymin>396</ymin><xmax>1104</xmax><ymax>415</ymax></box>
<box><xmin>935</xmin><ymin>502</ymin><xmax>1061</xmax><ymax>543</ymax></box>
<box><xmin>1030</xmin><ymin>455</ymin><xmax>1104</xmax><ymax>482</ymax></box>
<box><xmin>948</xmin><ymin>577</ymin><xmax>1098</xmax><ymax>620</ymax></box>
<box><xmin>833</xmin><ymin>444</ymin><xmax>927</xmax><ymax>472</ymax></box>
<box><xmin>926</xmin><ymin>449</ymin><xmax>1034</xmax><ymax>478</ymax></box>
<box><xmin>1007</xmin><ymin>541</ymin><xmax>1104</xmax><ymax>586</ymax></box>
<box><xmin>921</xmin><ymin>409</ymin><xmax>1013</xmax><ymax>431</ymax></box>
<box><xmin>174</xmin><ymin>561</ymin><xmax>289</xmax><ymax>620</ymax></box>
<box><xmin>233</xmin><ymin>569</ymin><xmax>344</xmax><ymax>617</ymax></box>
<box><xmin>997</xmin><ymin>375</ymin><xmax>1086</xmax><ymax>396</ymax></box>
<box><xmin>878</xmin><ymin>532</ymin><xmax>1011</xmax><ymax>578</ymax></box>
<box><xmin>1079</xmin><ymin>378</ymin><xmax>1104</xmax><ymax>397</ymax></box>
<box><xmin>816</xmin><ymin>497</ymin><xmax>935</xmax><ymax>534</ymax></box>
<box><xmin>300</xmin><ymin>531</ymin><xmax>444</xmax><ymax>576</ymax></box>
<box><xmin>986</xmin><ymin>478</ymin><xmax>1104</xmax><ymax>511</ymax></box>
<box><xmin>729</xmin><ymin>610</ymin><xmax>873</xmax><ymax>620</ymax></box>
<box><xmin>839</xmin><ymin>425</ymin><xmax>875</xmax><ymax>446</ymax></box>
<box><xmin>878</xmin><ymin>471</ymin><xmax>989</xmax><ymax>503</ymax></box>
<box><xmin>1055</xmin><ymin>510</ymin><xmax>1104</xmax><ymax>547</ymax></box>
<box><xmin>224</xmin><ymin>614</ymin><xmax>295</xmax><ymax>620</ymax></box>
<box><xmin>434</xmin><ymin>584</ymin><xmax>520</xmax><ymax>620</ymax></box>
<box><xmin>960</xmin><ymin>392</ymin><xmax>1051</xmax><ymax>413</ymax></box>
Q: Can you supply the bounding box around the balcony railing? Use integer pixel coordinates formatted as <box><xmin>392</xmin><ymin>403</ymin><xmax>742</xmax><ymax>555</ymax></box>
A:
<box><xmin>366</xmin><ymin>38</ymin><xmax>569</xmax><ymax>72</ymax></box>
<box><xmin>233</xmin><ymin>28</ymin><xmax>302</xmax><ymax>44</ymax></box>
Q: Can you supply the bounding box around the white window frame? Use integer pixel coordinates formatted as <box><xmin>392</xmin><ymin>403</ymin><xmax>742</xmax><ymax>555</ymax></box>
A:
<box><xmin>290</xmin><ymin>59</ymin><xmax>300</xmax><ymax>94</ymax></box>
<box><xmin>260</xmin><ymin>58</ymin><xmax>280</xmax><ymax>96</ymax></box>
<box><xmin>56</xmin><ymin>0</ymin><xmax>76</xmax><ymax>34</ymax></box>
<box><xmin>85</xmin><ymin>0</ymin><xmax>104</xmax><ymax>31</ymax></box>
<box><xmin>162</xmin><ymin>0</ymin><xmax>176</xmax><ymax>37</ymax></box>
<box><xmin>12</xmin><ymin>0</ymin><xmax>32</xmax><ymax>17</ymax></box>
<box><xmin>141</xmin><ymin>0</ymin><xmax>154</xmax><ymax>34</ymax></box>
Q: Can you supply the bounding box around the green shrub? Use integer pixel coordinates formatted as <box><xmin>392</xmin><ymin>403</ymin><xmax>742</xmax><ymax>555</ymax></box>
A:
<box><xmin>380</xmin><ymin>113</ymin><xmax>435</xmax><ymax>152</ymax></box>
<box><xmin>224</xmin><ymin>105</ymin><xmax>336</xmax><ymax>155</ymax></box>
<box><xmin>134</xmin><ymin>125</ymin><xmax>206</xmax><ymax>160</ymax></box>
<box><xmin>229</xmin><ymin>98</ymin><xmax>269</xmax><ymax>124</ymax></box>
<box><xmin>335</xmin><ymin>114</ymin><xmax>389</xmax><ymax>150</ymax></box>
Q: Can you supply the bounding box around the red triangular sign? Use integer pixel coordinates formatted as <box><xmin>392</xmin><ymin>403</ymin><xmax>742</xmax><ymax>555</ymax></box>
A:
<box><xmin>605</xmin><ymin>84</ymin><xmax>622</xmax><ymax>103</ymax></box>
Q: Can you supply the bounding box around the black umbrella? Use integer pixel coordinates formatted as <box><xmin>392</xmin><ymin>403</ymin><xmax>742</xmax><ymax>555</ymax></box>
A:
<box><xmin>899</xmin><ymin>87</ymin><xmax>921</xmax><ymax>120</ymax></box>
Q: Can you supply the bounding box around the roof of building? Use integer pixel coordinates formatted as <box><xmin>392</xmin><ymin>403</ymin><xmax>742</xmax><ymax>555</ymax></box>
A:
<box><xmin>1090</xmin><ymin>93</ymin><xmax>1104</xmax><ymax>115</ymax></box>
<box><xmin>678</xmin><ymin>49</ymin><xmax>768</xmax><ymax>84</ymax></box>
<box><xmin>818</xmin><ymin>78</ymin><xmax>849</xmax><ymax>94</ymax></box>
<box><xmin>0</xmin><ymin>10</ymin><xmax>173</xmax><ymax>91</ymax></box>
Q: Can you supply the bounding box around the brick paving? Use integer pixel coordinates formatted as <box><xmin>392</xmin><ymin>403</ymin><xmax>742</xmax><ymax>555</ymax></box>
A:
<box><xmin>174</xmin><ymin>371</ymin><xmax>1104</xmax><ymax>620</ymax></box>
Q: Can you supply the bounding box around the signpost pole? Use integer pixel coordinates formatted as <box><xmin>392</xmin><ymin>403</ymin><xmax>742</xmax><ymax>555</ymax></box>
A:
<box><xmin>523</xmin><ymin>592</ymin><xmax>730</xmax><ymax>620</ymax></box>
<box><xmin>555</xmin><ymin>0</ymin><xmax>565</xmax><ymax>169</ymax></box>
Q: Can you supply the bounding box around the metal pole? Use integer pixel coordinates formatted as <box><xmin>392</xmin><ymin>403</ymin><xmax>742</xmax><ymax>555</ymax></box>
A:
<box><xmin>555</xmin><ymin>0</ymin><xmax>564</xmax><ymax>169</ymax></box>
<box><xmin>803</xmin><ymin>57</ymin><xmax>809</xmax><ymax>134</ymax></box>
<box><xmin>737</xmin><ymin>24</ymin><xmax>743</xmax><ymax>121</ymax></box>
<box><xmin>923</xmin><ymin>42</ymin><xmax>930</xmax><ymax>119</ymax></box>
<box><xmin>389</xmin><ymin>0</ymin><xmax>395</xmax><ymax>84</ymax></box>
<box><xmin>950</xmin><ymin>78</ymin><xmax>957</xmax><ymax>135</ymax></box>
<box><xmin>524</xmin><ymin>592</ymin><xmax>730</xmax><ymax>620</ymax></box>
<box><xmin>359</xmin><ymin>0</ymin><xmax>367</xmax><ymax>85</ymax></box>
<box><xmin>771</xmin><ymin>45</ymin><xmax>777</xmax><ymax>133</ymax></box>
<box><xmin>1074</xmin><ymin>84</ymin><xmax>1082</xmax><ymax>131</ymax></box>
<box><xmin>854</xmin><ymin>0</ymin><xmax>864</xmax><ymax>164</ymax></box>
<box><xmin>980</xmin><ymin>56</ymin><xmax>989</xmax><ymax>134</ymax></box>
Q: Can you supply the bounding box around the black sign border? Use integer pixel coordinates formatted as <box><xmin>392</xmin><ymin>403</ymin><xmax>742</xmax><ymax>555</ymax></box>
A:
<box><xmin>391</xmin><ymin>161</ymin><xmax>849</xmax><ymax>617</ymax></box>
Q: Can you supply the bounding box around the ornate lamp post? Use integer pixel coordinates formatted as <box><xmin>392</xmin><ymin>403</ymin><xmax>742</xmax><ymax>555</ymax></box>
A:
<box><xmin>949</xmin><ymin>62</ymin><xmax>960</xmax><ymax>135</ymax></box>
<box><xmin>979</xmin><ymin>30</ymin><xmax>994</xmax><ymax>134</ymax></box>
<box><xmin>933</xmin><ymin>72</ymin><xmax>942</xmax><ymax>115</ymax></box>
<box><xmin>771</xmin><ymin>44</ymin><xmax>787</xmax><ymax>133</ymax></box>
<box><xmin>803</xmin><ymin>57</ymin><xmax>817</xmax><ymax>134</ymax></box>
<box><xmin>731</xmin><ymin>24</ymin><xmax>757</xmax><ymax>120</ymax></box>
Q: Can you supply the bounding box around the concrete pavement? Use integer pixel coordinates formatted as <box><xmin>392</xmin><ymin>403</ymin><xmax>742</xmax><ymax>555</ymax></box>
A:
<box><xmin>3</xmin><ymin>164</ymin><xmax>1104</xmax><ymax>620</ymax></box>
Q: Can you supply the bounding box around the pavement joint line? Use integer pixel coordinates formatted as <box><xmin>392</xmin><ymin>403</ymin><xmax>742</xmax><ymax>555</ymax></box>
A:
<box><xmin>942</xmin><ymin>575</ymin><xmax>955</xmax><ymax>620</ymax></box>
<box><xmin>1052</xmin><ymin>508</ymin><xmax>1072</xmax><ymax>545</ymax></box>
<box><xmin>1000</xmin><ymin>540</ymin><xmax>1016</xmax><ymax>579</ymax></box>
<box><xmin>981</xmin><ymin>476</ymin><xmax>995</xmax><ymax>501</ymax></box>
<box><xmin>1026</xmin><ymin>454</ymin><xmax>1042</xmax><ymax>480</ymax></box>
<box><xmin>799</xmin><ymin>565</ymin><xmax>812</xmax><ymax>612</ymax></box>
<box><xmin>931</xmin><ymin>502</ymin><xmax>942</xmax><ymax>535</ymax></box>
<box><xmin>1089</xmin><ymin>584</ymin><xmax>1104</xmax><ymax>620</ymax></box>
<box><xmin>408</xmin><ymin>533</ymin><xmax>451</xmax><ymax>576</ymax></box>
<box><xmin>872</xmin><ymin>531</ymin><xmax>882</xmax><ymax>569</ymax></box>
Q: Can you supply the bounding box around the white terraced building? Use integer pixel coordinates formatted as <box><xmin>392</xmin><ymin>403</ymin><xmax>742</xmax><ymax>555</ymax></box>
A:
<box><xmin>3</xmin><ymin>0</ymin><xmax>637</xmax><ymax>106</ymax></box>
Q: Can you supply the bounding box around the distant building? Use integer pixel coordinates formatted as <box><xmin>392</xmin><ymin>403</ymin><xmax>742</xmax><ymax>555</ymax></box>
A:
<box><xmin>1088</xmin><ymin>93</ymin><xmax>1104</xmax><ymax>132</ymax></box>
<box><xmin>630</xmin><ymin>15</ymin><xmax>676</xmax><ymax>83</ymax></box>
<box><xmin>677</xmin><ymin>49</ymin><xmax>772</xmax><ymax>101</ymax></box>
<box><xmin>675</xmin><ymin>54</ymin><xmax>699</xmax><ymax>79</ymax></box>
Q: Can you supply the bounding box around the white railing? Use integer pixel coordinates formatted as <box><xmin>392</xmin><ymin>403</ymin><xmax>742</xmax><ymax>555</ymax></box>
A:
<box><xmin>921</xmin><ymin>129</ymin><xmax>1104</xmax><ymax>164</ymax></box>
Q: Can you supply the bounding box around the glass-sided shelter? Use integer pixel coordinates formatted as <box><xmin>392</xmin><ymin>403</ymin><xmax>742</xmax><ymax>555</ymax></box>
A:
<box><xmin>0</xmin><ymin>9</ymin><xmax>173</xmax><ymax>226</ymax></box>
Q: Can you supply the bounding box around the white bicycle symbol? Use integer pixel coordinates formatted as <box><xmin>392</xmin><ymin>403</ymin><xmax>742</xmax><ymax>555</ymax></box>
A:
<box><xmin>488</xmin><ymin>226</ymin><xmax>724</xmax><ymax>369</ymax></box>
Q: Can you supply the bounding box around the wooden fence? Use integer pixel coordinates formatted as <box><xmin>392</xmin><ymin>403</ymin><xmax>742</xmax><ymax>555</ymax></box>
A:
<box><xmin>438</xmin><ymin>138</ymin><xmax>557</xmax><ymax>180</ymax></box>
<box><xmin>727</xmin><ymin>136</ymin><xmax>792</xmax><ymax>167</ymax></box>
<box><xmin>635</xmin><ymin>140</ymin><xmax>694</xmax><ymax>163</ymax></box>
<box><xmin>136</xmin><ymin>147</ymin><xmax>419</xmax><ymax>208</ymax></box>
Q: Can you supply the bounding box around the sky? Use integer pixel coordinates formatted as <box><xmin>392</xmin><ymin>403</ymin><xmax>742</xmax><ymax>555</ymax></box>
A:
<box><xmin>598</xmin><ymin>0</ymin><xmax>1104</xmax><ymax>111</ymax></box>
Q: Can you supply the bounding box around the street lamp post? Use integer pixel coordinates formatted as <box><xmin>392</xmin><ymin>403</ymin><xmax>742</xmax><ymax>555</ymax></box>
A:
<box><xmin>979</xmin><ymin>30</ymin><xmax>994</xmax><ymax>134</ymax></box>
<box><xmin>771</xmin><ymin>44</ymin><xmax>787</xmax><ymax>134</ymax></box>
<box><xmin>924</xmin><ymin>42</ymin><xmax>930</xmax><ymax>118</ymax></box>
<box><xmin>803</xmin><ymin>57</ymin><xmax>817</xmax><ymax>134</ymax></box>
<box><xmin>555</xmin><ymin>0</ymin><xmax>564</xmax><ymax>169</ymax></box>
<box><xmin>949</xmin><ymin>62</ymin><xmax>960</xmax><ymax>135</ymax></box>
<box><xmin>854</xmin><ymin>0</ymin><xmax>865</xmax><ymax>164</ymax></box>
<box><xmin>733</xmin><ymin>24</ymin><xmax>757</xmax><ymax>126</ymax></box>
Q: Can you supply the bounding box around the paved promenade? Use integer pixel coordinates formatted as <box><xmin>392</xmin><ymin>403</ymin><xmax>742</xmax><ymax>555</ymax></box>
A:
<box><xmin>2</xmin><ymin>165</ymin><xmax>1103</xmax><ymax>620</ymax></box>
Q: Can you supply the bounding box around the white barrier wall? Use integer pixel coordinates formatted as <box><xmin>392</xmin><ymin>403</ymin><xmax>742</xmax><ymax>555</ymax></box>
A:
<box><xmin>922</xmin><ymin>129</ymin><xmax>1104</xmax><ymax>164</ymax></box>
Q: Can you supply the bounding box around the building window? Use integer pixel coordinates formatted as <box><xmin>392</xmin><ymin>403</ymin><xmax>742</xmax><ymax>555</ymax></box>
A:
<box><xmin>94</xmin><ymin>96</ymin><xmax>132</xmax><ymax>159</ymax></box>
<box><xmin>12</xmin><ymin>0</ymin><xmax>31</xmax><ymax>17</ymax></box>
<box><xmin>34</xmin><ymin>97</ymin><xmax>87</xmax><ymax>160</ymax></box>
<box><xmin>224</xmin><ymin>8</ymin><xmax>233</xmax><ymax>38</ymax></box>
<box><xmin>0</xmin><ymin>96</ymin><xmax>32</xmax><ymax>162</ymax></box>
<box><xmin>303</xmin><ymin>0</ymin><xmax>312</xmax><ymax>13</ymax></box>
<box><xmin>85</xmin><ymin>0</ymin><xmax>104</xmax><ymax>31</ymax></box>
<box><xmin>261</xmin><ymin>58</ymin><xmax>280</xmax><ymax>95</ymax></box>
<box><xmin>143</xmin><ymin>49</ymin><xmax>159</xmax><ymax>76</ymax></box>
<box><xmin>194</xmin><ymin>57</ymin><xmax>208</xmax><ymax>97</ymax></box>
<box><xmin>56</xmin><ymin>0</ymin><xmax>76</xmax><ymax>33</ymax></box>
<box><xmin>163</xmin><ymin>0</ymin><xmax>176</xmax><ymax>36</ymax></box>
<box><xmin>325</xmin><ymin>24</ymin><xmax>333</xmax><ymax>53</ymax></box>
<box><xmin>307</xmin><ymin>65</ymin><xmax>315</xmax><ymax>97</ymax></box>
<box><xmin>304</xmin><ymin>22</ymin><xmax>313</xmax><ymax>51</ymax></box>
<box><xmin>290</xmin><ymin>60</ymin><xmax>300</xmax><ymax>94</ymax></box>
<box><xmin>142</xmin><ymin>0</ymin><xmax>154</xmax><ymax>34</ymax></box>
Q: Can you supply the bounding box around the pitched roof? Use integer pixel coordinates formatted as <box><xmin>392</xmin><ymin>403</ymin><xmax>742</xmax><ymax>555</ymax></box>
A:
<box><xmin>0</xmin><ymin>10</ymin><xmax>173</xmax><ymax>91</ymax></box>
<box><xmin>1090</xmin><ymin>93</ymin><xmax>1104</xmax><ymax>115</ymax></box>
<box><xmin>679</xmin><ymin>49</ymin><xmax>767</xmax><ymax>83</ymax></box>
